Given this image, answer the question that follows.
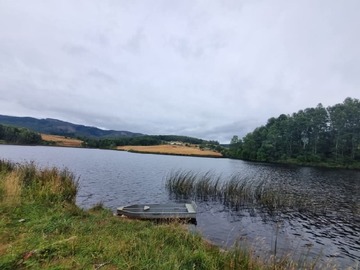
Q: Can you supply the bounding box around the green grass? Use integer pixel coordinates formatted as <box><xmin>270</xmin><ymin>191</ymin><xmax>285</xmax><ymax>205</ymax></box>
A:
<box><xmin>1</xmin><ymin>204</ymin><xmax>226</xmax><ymax>269</ymax></box>
<box><xmin>0</xmin><ymin>160</ymin><xmax>329</xmax><ymax>269</ymax></box>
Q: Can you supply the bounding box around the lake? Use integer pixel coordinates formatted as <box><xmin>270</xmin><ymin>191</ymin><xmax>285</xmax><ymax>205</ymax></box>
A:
<box><xmin>1</xmin><ymin>145</ymin><xmax>359</xmax><ymax>268</ymax></box>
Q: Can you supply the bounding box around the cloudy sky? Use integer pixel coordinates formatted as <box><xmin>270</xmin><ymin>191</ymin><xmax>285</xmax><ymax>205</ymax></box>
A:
<box><xmin>0</xmin><ymin>0</ymin><xmax>359</xmax><ymax>143</ymax></box>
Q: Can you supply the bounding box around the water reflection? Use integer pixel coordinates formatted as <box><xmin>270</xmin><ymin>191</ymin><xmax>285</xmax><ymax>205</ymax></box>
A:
<box><xmin>175</xmin><ymin>166</ymin><xmax>360</xmax><ymax>268</ymax></box>
<box><xmin>0</xmin><ymin>145</ymin><xmax>359</xmax><ymax>268</ymax></box>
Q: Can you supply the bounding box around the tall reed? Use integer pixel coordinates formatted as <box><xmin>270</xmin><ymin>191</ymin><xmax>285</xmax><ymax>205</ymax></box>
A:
<box><xmin>165</xmin><ymin>170</ymin><xmax>312</xmax><ymax>216</ymax></box>
<box><xmin>165</xmin><ymin>170</ymin><xmax>197</xmax><ymax>199</ymax></box>
<box><xmin>0</xmin><ymin>160</ymin><xmax>78</xmax><ymax>205</ymax></box>
<box><xmin>2</xmin><ymin>171</ymin><xmax>22</xmax><ymax>205</ymax></box>
<box><xmin>0</xmin><ymin>159</ymin><xmax>15</xmax><ymax>173</ymax></box>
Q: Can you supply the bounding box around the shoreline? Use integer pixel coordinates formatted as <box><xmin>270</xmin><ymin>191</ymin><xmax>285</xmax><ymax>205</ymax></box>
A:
<box><xmin>117</xmin><ymin>148</ymin><xmax>224</xmax><ymax>158</ymax></box>
<box><xmin>2</xmin><ymin>159</ymin><xmax>319</xmax><ymax>269</ymax></box>
<box><xmin>2</xmin><ymin>142</ymin><xmax>359</xmax><ymax>170</ymax></box>
<box><xmin>116</xmin><ymin>144</ymin><xmax>223</xmax><ymax>158</ymax></box>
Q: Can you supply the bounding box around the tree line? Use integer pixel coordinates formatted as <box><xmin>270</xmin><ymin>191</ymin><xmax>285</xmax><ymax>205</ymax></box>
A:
<box><xmin>81</xmin><ymin>135</ymin><xmax>220</xmax><ymax>150</ymax></box>
<box><xmin>227</xmin><ymin>98</ymin><xmax>360</xmax><ymax>167</ymax></box>
<box><xmin>0</xmin><ymin>122</ymin><xmax>222</xmax><ymax>151</ymax></box>
<box><xmin>0</xmin><ymin>124</ymin><xmax>42</xmax><ymax>145</ymax></box>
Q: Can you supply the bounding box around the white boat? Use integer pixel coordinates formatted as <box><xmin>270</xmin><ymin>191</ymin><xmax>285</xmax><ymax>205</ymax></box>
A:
<box><xmin>117</xmin><ymin>201</ymin><xmax>197</xmax><ymax>222</ymax></box>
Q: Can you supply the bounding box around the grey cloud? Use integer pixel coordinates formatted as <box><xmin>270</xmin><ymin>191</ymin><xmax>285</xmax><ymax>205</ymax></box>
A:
<box><xmin>0</xmin><ymin>0</ymin><xmax>359</xmax><ymax>143</ymax></box>
<box><xmin>182</xmin><ymin>119</ymin><xmax>264</xmax><ymax>143</ymax></box>
<box><xmin>87</xmin><ymin>69</ymin><xmax>116</xmax><ymax>84</ymax></box>
<box><xmin>169</xmin><ymin>38</ymin><xmax>204</xmax><ymax>59</ymax></box>
<box><xmin>62</xmin><ymin>45</ymin><xmax>89</xmax><ymax>56</ymax></box>
<box><xmin>121</xmin><ymin>29</ymin><xmax>146</xmax><ymax>54</ymax></box>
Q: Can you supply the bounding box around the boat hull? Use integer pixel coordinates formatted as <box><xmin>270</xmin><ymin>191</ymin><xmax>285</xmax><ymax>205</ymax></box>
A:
<box><xmin>116</xmin><ymin>202</ymin><xmax>197</xmax><ymax>222</ymax></box>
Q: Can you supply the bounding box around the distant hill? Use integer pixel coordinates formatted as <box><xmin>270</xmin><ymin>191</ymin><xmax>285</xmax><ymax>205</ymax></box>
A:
<box><xmin>0</xmin><ymin>115</ymin><xmax>143</xmax><ymax>138</ymax></box>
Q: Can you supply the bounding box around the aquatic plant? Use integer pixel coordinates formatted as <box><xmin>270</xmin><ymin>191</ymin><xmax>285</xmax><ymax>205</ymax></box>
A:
<box><xmin>165</xmin><ymin>170</ymin><xmax>197</xmax><ymax>199</ymax></box>
<box><xmin>165</xmin><ymin>170</ymin><xmax>318</xmax><ymax>216</ymax></box>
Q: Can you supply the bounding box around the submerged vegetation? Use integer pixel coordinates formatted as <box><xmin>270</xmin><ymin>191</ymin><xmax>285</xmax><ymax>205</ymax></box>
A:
<box><xmin>165</xmin><ymin>170</ymin><xmax>355</xmax><ymax>218</ymax></box>
<box><xmin>1</xmin><ymin>160</ymin><xmax>334</xmax><ymax>269</ymax></box>
<box><xmin>166</xmin><ymin>170</ymin><xmax>360</xmax><ymax>269</ymax></box>
<box><xmin>227</xmin><ymin>98</ymin><xmax>360</xmax><ymax>168</ymax></box>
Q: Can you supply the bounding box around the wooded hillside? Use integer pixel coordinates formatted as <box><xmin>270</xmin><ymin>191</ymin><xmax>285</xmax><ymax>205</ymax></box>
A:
<box><xmin>228</xmin><ymin>98</ymin><xmax>360</xmax><ymax>167</ymax></box>
<box><xmin>0</xmin><ymin>115</ymin><xmax>142</xmax><ymax>138</ymax></box>
<box><xmin>0</xmin><ymin>124</ymin><xmax>42</xmax><ymax>145</ymax></box>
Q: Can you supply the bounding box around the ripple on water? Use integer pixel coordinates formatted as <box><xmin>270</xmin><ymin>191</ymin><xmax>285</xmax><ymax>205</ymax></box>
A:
<box><xmin>0</xmin><ymin>145</ymin><xmax>359</xmax><ymax>268</ymax></box>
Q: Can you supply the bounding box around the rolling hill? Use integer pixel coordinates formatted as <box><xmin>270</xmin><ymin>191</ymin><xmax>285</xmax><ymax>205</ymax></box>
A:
<box><xmin>0</xmin><ymin>115</ymin><xmax>143</xmax><ymax>138</ymax></box>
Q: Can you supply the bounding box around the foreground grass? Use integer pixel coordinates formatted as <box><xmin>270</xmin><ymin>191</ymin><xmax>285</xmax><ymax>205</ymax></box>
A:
<box><xmin>1</xmin><ymin>160</ymin><xmax>322</xmax><ymax>270</ymax></box>
<box><xmin>3</xmin><ymin>204</ymin><xmax>249</xmax><ymax>269</ymax></box>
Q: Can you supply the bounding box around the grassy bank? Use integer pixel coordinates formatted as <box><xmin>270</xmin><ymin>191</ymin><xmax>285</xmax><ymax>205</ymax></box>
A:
<box><xmin>1</xmin><ymin>160</ymin><xmax>323</xmax><ymax>269</ymax></box>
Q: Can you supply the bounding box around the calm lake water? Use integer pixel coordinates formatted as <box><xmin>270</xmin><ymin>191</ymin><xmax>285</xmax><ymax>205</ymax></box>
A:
<box><xmin>1</xmin><ymin>145</ymin><xmax>359</xmax><ymax>269</ymax></box>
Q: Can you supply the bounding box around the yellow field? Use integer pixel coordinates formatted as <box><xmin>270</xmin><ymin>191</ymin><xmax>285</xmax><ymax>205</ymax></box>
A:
<box><xmin>41</xmin><ymin>134</ymin><xmax>83</xmax><ymax>147</ymax></box>
<box><xmin>117</xmin><ymin>144</ymin><xmax>223</xmax><ymax>157</ymax></box>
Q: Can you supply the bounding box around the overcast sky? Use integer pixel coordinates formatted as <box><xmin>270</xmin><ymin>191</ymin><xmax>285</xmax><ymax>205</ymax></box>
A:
<box><xmin>0</xmin><ymin>0</ymin><xmax>359</xmax><ymax>143</ymax></box>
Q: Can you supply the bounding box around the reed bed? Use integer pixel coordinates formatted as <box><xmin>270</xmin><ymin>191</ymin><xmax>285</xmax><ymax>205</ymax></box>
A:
<box><xmin>165</xmin><ymin>170</ymin><xmax>314</xmax><ymax>216</ymax></box>
<box><xmin>0</xmin><ymin>159</ymin><xmax>78</xmax><ymax>205</ymax></box>
<box><xmin>0</xmin><ymin>159</ymin><xmax>15</xmax><ymax>172</ymax></box>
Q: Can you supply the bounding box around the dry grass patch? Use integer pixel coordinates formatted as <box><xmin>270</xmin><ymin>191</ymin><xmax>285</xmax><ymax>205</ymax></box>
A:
<box><xmin>117</xmin><ymin>144</ymin><xmax>223</xmax><ymax>157</ymax></box>
<box><xmin>41</xmin><ymin>134</ymin><xmax>83</xmax><ymax>147</ymax></box>
<box><xmin>2</xmin><ymin>171</ymin><xmax>22</xmax><ymax>205</ymax></box>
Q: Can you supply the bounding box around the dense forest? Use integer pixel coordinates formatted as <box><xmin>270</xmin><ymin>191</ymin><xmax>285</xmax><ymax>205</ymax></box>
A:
<box><xmin>0</xmin><ymin>124</ymin><xmax>42</xmax><ymax>145</ymax></box>
<box><xmin>227</xmin><ymin>98</ymin><xmax>360</xmax><ymax>167</ymax></box>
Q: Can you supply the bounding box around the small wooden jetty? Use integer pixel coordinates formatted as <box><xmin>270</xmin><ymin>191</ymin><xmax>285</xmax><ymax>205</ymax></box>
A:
<box><xmin>117</xmin><ymin>201</ymin><xmax>197</xmax><ymax>223</ymax></box>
